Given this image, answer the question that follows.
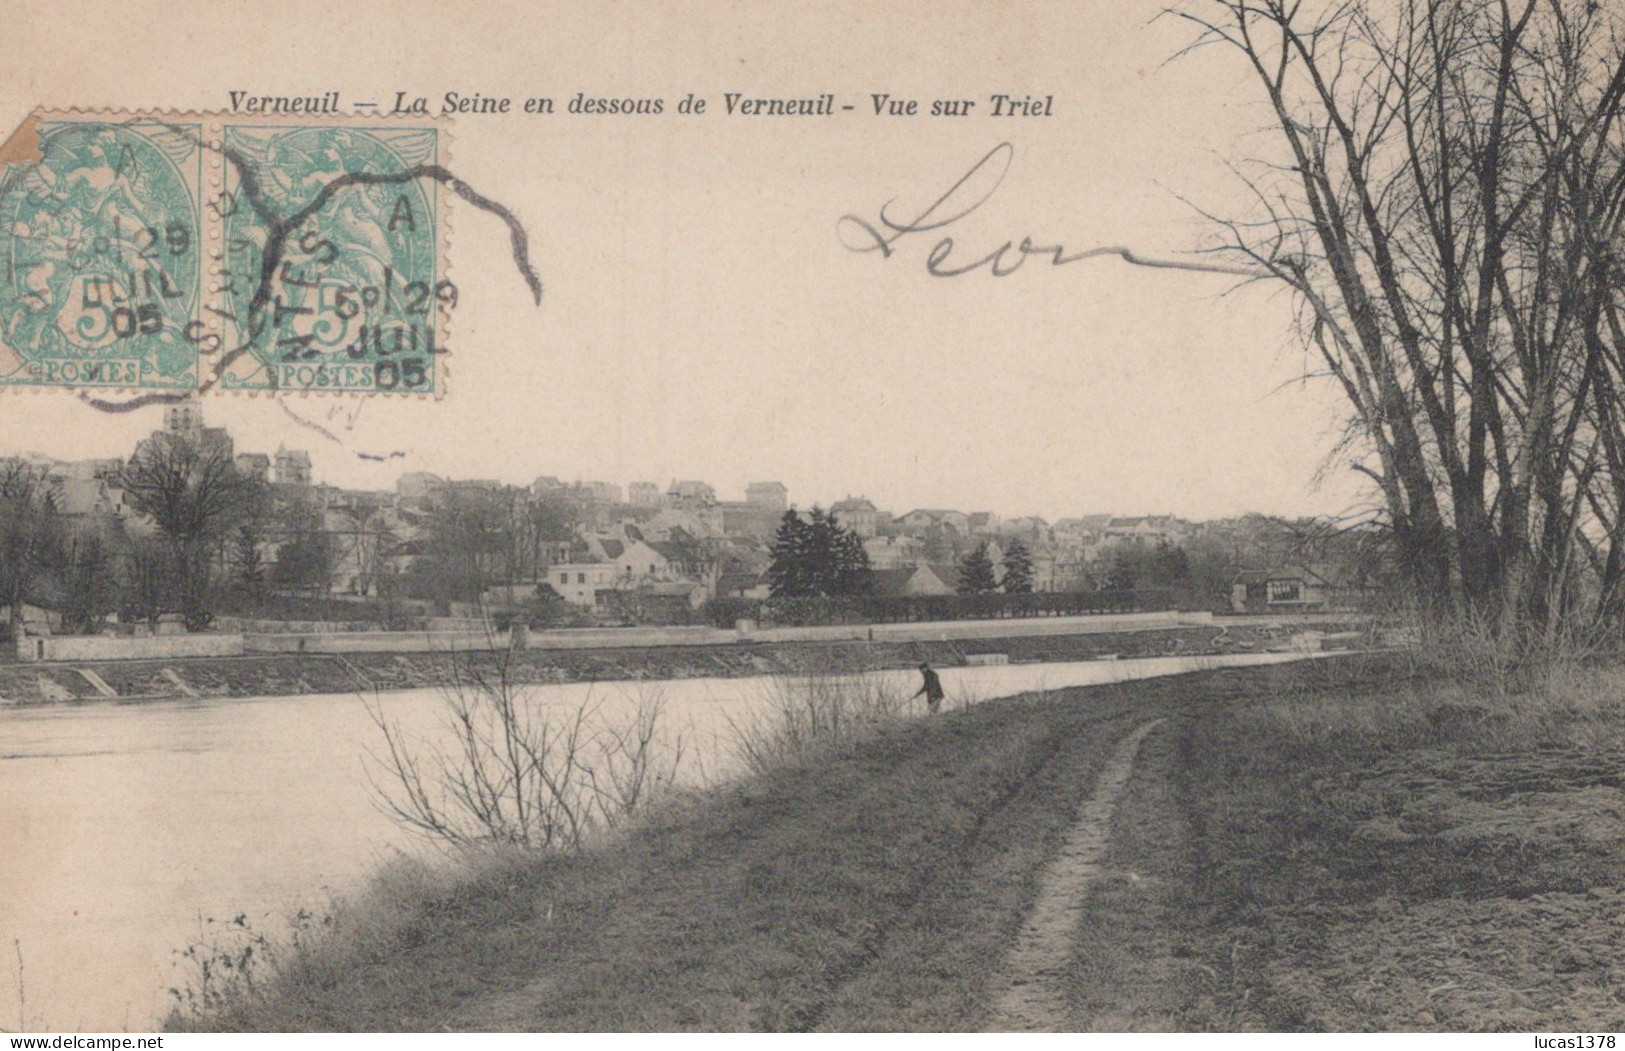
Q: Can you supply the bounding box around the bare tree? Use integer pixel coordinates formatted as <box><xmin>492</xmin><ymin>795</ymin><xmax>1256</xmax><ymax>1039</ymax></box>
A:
<box><xmin>271</xmin><ymin>505</ymin><xmax>336</xmax><ymax>596</ymax></box>
<box><xmin>121</xmin><ymin>535</ymin><xmax>172</xmax><ymax>632</ymax></box>
<box><xmin>59</xmin><ymin>533</ymin><xmax>116</xmax><ymax>635</ymax></box>
<box><xmin>1165</xmin><ymin>0</ymin><xmax>1625</xmax><ymax>636</ymax></box>
<box><xmin>364</xmin><ymin>651</ymin><xmax>688</xmax><ymax>852</ymax></box>
<box><xmin>230</xmin><ymin>523</ymin><xmax>267</xmax><ymax>600</ymax></box>
<box><xmin>0</xmin><ymin>460</ymin><xmax>64</xmax><ymax>635</ymax></box>
<box><xmin>339</xmin><ymin>507</ymin><xmax>390</xmax><ymax>598</ymax></box>
<box><xmin>119</xmin><ymin>433</ymin><xmax>267</xmax><ymax>630</ymax></box>
<box><xmin>510</xmin><ymin>492</ymin><xmax>577</xmax><ymax>586</ymax></box>
<box><xmin>407</xmin><ymin>488</ymin><xmax>517</xmax><ymax>608</ymax></box>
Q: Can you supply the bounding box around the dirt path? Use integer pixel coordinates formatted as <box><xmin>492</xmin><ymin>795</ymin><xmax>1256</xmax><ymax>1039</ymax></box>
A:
<box><xmin>984</xmin><ymin>718</ymin><xmax>1166</xmax><ymax>1032</ymax></box>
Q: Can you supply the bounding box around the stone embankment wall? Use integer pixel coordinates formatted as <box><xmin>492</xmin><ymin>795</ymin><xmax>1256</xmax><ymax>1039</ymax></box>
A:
<box><xmin>10</xmin><ymin>610</ymin><xmax>1367</xmax><ymax>670</ymax></box>
<box><xmin>18</xmin><ymin>612</ymin><xmax>1221</xmax><ymax>663</ymax></box>
<box><xmin>0</xmin><ymin>620</ymin><xmax>1355</xmax><ymax>706</ymax></box>
<box><xmin>16</xmin><ymin>634</ymin><xmax>246</xmax><ymax>662</ymax></box>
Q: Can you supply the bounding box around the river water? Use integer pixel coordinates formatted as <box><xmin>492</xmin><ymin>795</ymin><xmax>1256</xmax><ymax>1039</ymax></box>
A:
<box><xmin>0</xmin><ymin>652</ymin><xmax>1309</xmax><ymax>1030</ymax></box>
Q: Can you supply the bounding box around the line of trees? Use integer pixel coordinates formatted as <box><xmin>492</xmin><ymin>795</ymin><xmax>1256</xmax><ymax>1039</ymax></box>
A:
<box><xmin>0</xmin><ymin>437</ymin><xmax>606</xmax><ymax>636</ymax></box>
<box><xmin>0</xmin><ymin>432</ymin><xmax>332</xmax><ymax>636</ymax></box>
<box><xmin>402</xmin><ymin>488</ymin><xmax>579</xmax><ymax>608</ymax></box>
<box><xmin>955</xmin><ymin>537</ymin><xmax>1037</xmax><ymax>594</ymax></box>
<box><xmin>1170</xmin><ymin>0</ymin><xmax>1625</xmax><ymax>638</ymax></box>
<box><xmin>0</xmin><ymin>461</ymin><xmax>64</xmax><ymax>633</ymax></box>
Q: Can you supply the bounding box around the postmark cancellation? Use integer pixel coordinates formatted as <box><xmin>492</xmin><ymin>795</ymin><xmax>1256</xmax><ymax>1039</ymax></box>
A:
<box><xmin>0</xmin><ymin>110</ymin><xmax>449</xmax><ymax>397</ymax></box>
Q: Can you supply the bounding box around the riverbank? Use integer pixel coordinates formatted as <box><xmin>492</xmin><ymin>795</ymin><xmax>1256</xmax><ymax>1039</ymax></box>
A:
<box><xmin>0</xmin><ymin>620</ymin><xmax>1325</xmax><ymax>705</ymax></box>
<box><xmin>169</xmin><ymin>656</ymin><xmax>1625</xmax><ymax>1032</ymax></box>
<box><xmin>1063</xmin><ymin>657</ymin><xmax>1625</xmax><ymax>1031</ymax></box>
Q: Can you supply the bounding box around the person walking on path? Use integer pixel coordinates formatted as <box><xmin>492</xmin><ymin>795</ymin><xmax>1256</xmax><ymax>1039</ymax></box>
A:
<box><xmin>911</xmin><ymin>660</ymin><xmax>945</xmax><ymax>715</ymax></box>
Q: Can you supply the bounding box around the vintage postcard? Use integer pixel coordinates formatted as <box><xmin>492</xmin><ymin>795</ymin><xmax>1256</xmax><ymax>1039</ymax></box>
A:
<box><xmin>2</xmin><ymin>0</ymin><xmax>1623</xmax><ymax>1040</ymax></box>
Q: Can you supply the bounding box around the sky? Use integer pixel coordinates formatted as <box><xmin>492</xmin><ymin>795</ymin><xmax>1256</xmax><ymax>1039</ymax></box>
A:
<box><xmin>0</xmin><ymin>0</ymin><xmax>1367</xmax><ymax>523</ymax></box>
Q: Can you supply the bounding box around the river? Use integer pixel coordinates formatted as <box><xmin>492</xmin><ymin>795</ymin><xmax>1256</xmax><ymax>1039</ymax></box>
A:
<box><xmin>0</xmin><ymin>652</ymin><xmax>1312</xmax><ymax>1030</ymax></box>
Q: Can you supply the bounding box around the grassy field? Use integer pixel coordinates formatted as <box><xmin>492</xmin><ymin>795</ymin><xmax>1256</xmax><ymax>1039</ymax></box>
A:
<box><xmin>1066</xmin><ymin>657</ymin><xmax>1625</xmax><ymax>1031</ymax></box>
<box><xmin>171</xmin><ymin>657</ymin><xmax>1625</xmax><ymax>1032</ymax></box>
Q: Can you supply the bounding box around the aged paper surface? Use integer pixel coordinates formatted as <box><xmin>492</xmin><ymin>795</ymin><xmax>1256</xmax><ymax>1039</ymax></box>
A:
<box><xmin>0</xmin><ymin>0</ymin><xmax>1521</xmax><ymax>1037</ymax></box>
<box><xmin>0</xmin><ymin>0</ymin><xmax>1348</xmax><ymax>517</ymax></box>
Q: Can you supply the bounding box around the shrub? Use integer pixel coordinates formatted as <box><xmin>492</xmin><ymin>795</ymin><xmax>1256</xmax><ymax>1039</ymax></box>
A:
<box><xmin>364</xmin><ymin>652</ymin><xmax>688</xmax><ymax>852</ymax></box>
<box><xmin>700</xmin><ymin>596</ymin><xmax>762</xmax><ymax>628</ymax></box>
<box><xmin>725</xmin><ymin>662</ymin><xmax>910</xmax><ymax>776</ymax></box>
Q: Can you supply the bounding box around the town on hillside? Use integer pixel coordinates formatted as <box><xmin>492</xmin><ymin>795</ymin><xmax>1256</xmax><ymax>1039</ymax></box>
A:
<box><xmin>0</xmin><ymin>401</ymin><xmax>1391</xmax><ymax>644</ymax></box>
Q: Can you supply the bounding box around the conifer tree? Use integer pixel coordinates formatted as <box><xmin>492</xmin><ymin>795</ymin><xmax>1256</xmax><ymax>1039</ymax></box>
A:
<box><xmin>767</xmin><ymin>509</ymin><xmax>811</xmax><ymax>597</ymax></box>
<box><xmin>1002</xmin><ymin>537</ymin><xmax>1035</xmax><ymax>593</ymax></box>
<box><xmin>833</xmin><ymin>521</ymin><xmax>873</xmax><ymax>595</ymax></box>
<box><xmin>957</xmin><ymin>541</ymin><xmax>998</xmax><ymax>594</ymax></box>
<box><xmin>769</xmin><ymin>507</ymin><xmax>873</xmax><ymax>597</ymax></box>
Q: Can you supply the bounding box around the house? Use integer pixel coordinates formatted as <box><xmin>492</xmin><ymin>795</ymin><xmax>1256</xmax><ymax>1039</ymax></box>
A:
<box><xmin>968</xmin><ymin>511</ymin><xmax>1001</xmax><ymax>536</ymax></box>
<box><xmin>863</xmin><ymin>534</ymin><xmax>923</xmax><ymax>570</ymax></box>
<box><xmin>569</xmin><ymin>480</ymin><xmax>622</xmax><ymax>504</ymax></box>
<box><xmin>551</xmin><ymin>534</ymin><xmax>696</xmax><ymax>611</ymax></box>
<box><xmin>874</xmin><ymin>563</ymin><xmax>962</xmax><ymax>596</ymax></box>
<box><xmin>898</xmin><ymin>509</ymin><xmax>970</xmax><ymax>537</ymax></box>
<box><xmin>1029</xmin><ymin>547</ymin><xmax>1066</xmax><ymax>592</ymax></box>
<box><xmin>1054</xmin><ymin>515</ymin><xmax>1112</xmax><ymax>545</ymax></box>
<box><xmin>869</xmin><ymin>568</ymin><xmax>917</xmax><ymax>596</ymax></box>
<box><xmin>830</xmin><ymin>496</ymin><xmax>879</xmax><ymax>537</ymax></box>
<box><xmin>1105</xmin><ymin>514</ymin><xmax>1189</xmax><ymax>545</ymax></box>
<box><xmin>585</xmin><ymin>533</ymin><xmax>670</xmax><ymax>579</ymax></box>
<box><xmin>628</xmin><ymin>481</ymin><xmax>662</xmax><ymax>507</ymax></box>
<box><xmin>323</xmin><ymin>506</ymin><xmax>398</xmax><ymax>596</ymax></box>
<box><xmin>716</xmin><ymin>569</ymin><xmax>772</xmax><ymax>601</ymax></box>
<box><xmin>272</xmin><ymin>446</ymin><xmax>312</xmax><ymax>486</ymax></box>
<box><xmin>397</xmin><ymin>472</ymin><xmax>443</xmax><ymax>505</ymax></box>
<box><xmin>641</xmin><ymin>508</ymin><xmax>725</xmax><ymax>541</ymax></box>
<box><xmin>667</xmin><ymin>480</ymin><xmax>717</xmax><ymax>509</ymax></box>
<box><xmin>915</xmin><ymin>564</ymin><xmax>965</xmax><ymax>595</ymax></box>
<box><xmin>550</xmin><ymin>562</ymin><xmax>622</xmax><ymax>606</ymax></box>
<box><xmin>718</xmin><ymin>501</ymin><xmax>780</xmax><ymax>539</ymax></box>
<box><xmin>234</xmin><ymin>452</ymin><xmax>271</xmax><ymax>482</ymax></box>
<box><xmin>1231</xmin><ymin>564</ymin><xmax>1357</xmax><ymax>613</ymax></box>
<box><xmin>1000</xmin><ymin>516</ymin><xmax>1052</xmax><ymax>542</ymax></box>
<box><xmin>745</xmin><ymin>481</ymin><xmax>788</xmax><ymax>513</ymax></box>
<box><xmin>650</xmin><ymin>533</ymin><xmax>768</xmax><ymax>601</ymax></box>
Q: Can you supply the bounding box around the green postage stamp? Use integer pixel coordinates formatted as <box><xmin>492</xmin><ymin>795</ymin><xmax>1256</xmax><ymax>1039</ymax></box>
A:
<box><xmin>0</xmin><ymin>111</ymin><xmax>447</xmax><ymax>395</ymax></box>
<box><xmin>0</xmin><ymin>117</ymin><xmax>203</xmax><ymax>390</ymax></box>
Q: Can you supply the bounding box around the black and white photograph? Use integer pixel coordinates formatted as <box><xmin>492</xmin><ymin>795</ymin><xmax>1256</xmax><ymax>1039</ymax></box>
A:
<box><xmin>1</xmin><ymin>0</ymin><xmax>1623</xmax><ymax>1039</ymax></box>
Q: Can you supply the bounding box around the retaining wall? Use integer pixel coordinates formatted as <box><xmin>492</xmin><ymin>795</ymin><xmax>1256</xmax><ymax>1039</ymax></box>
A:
<box><xmin>243</xmin><ymin>631</ymin><xmax>505</xmax><ymax>655</ymax></box>
<box><xmin>12</xmin><ymin>610</ymin><xmax>1350</xmax><ymax>664</ymax></box>
<box><xmin>17</xmin><ymin>633</ymin><xmax>246</xmax><ymax>662</ymax></box>
<box><xmin>243</xmin><ymin>614</ymin><xmax>1216</xmax><ymax>654</ymax></box>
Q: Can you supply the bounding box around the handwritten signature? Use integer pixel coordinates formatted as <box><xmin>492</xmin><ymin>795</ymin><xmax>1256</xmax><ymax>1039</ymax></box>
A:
<box><xmin>837</xmin><ymin>142</ymin><xmax>1254</xmax><ymax>280</ymax></box>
